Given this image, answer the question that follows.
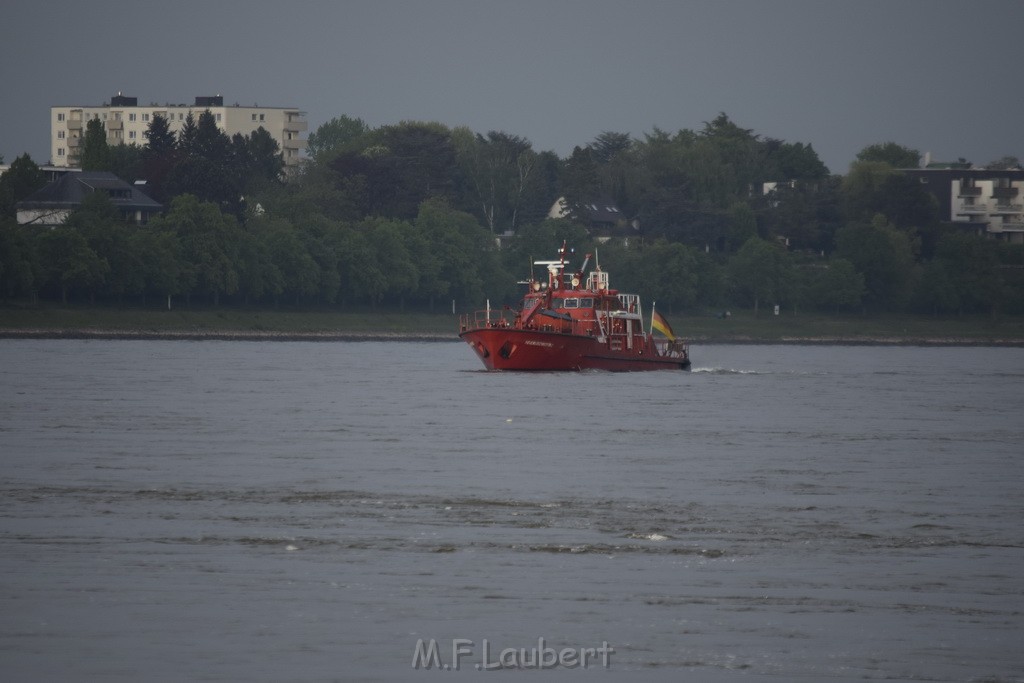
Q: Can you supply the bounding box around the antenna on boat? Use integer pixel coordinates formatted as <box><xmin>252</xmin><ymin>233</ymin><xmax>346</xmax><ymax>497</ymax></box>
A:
<box><xmin>579</xmin><ymin>253</ymin><xmax>591</xmax><ymax>275</ymax></box>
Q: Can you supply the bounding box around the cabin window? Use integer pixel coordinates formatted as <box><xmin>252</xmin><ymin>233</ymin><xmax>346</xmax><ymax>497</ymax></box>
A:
<box><xmin>579</xmin><ymin>298</ymin><xmax>594</xmax><ymax>308</ymax></box>
<box><xmin>563</xmin><ymin>298</ymin><xmax>579</xmax><ymax>309</ymax></box>
<box><xmin>551</xmin><ymin>298</ymin><xmax>564</xmax><ymax>309</ymax></box>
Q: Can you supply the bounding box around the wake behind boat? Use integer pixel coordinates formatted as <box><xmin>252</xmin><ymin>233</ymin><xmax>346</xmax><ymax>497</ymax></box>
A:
<box><xmin>459</xmin><ymin>244</ymin><xmax>691</xmax><ymax>371</ymax></box>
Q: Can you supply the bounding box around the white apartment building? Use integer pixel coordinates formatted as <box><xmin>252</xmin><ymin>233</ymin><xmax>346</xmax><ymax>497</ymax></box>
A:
<box><xmin>904</xmin><ymin>167</ymin><xmax>1024</xmax><ymax>244</ymax></box>
<box><xmin>51</xmin><ymin>93</ymin><xmax>307</xmax><ymax>173</ymax></box>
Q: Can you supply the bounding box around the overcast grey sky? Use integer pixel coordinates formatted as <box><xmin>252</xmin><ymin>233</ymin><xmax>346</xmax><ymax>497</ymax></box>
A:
<box><xmin>2</xmin><ymin>0</ymin><xmax>1021</xmax><ymax>174</ymax></box>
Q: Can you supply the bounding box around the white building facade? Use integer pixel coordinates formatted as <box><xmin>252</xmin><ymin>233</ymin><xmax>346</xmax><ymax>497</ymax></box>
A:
<box><xmin>51</xmin><ymin>93</ymin><xmax>307</xmax><ymax>173</ymax></box>
<box><xmin>904</xmin><ymin>168</ymin><xmax>1024</xmax><ymax>244</ymax></box>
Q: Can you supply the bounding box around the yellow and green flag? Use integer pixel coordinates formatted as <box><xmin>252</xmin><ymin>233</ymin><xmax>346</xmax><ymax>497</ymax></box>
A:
<box><xmin>651</xmin><ymin>310</ymin><xmax>675</xmax><ymax>341</ymax></box>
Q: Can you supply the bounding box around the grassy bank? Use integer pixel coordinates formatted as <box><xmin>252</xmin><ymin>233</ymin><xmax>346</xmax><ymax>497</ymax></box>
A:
<box><xmin>679</xmin><ymin>310</ymin><xmax>1024</xmax><ymax>344</ymax></box>
<box><xmin>1</xmin><ymin>304</ymin><xmax>1023</xmax><ymax>344</ymax></box>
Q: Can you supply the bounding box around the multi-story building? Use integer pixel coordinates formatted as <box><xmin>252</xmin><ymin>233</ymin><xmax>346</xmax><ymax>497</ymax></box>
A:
<box><xmin>903</xmin><ymin>166</ymin><xmax>1024</xmax><ymax>244</ymax></box>
<box><xmin>51</xmin><ymin>93</ymin><xmax>307</xmax><ymax>173</ymax></box>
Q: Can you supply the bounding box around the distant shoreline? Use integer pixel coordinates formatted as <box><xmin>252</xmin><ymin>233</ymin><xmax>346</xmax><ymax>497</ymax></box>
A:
<box><xmin>2</xmin><ymin>328</ymin><xmax>1022</xmax><ymax>346</ymax></box>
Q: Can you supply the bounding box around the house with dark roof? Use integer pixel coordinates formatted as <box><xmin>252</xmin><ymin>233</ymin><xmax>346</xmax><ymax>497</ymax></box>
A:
<box><xmin>16</xmin><ymin>171</ymin><xmax>162</xmax><ymax>226</ymax></box>
<box><xmin>547</xmin><ymin>196</ymin><xmax>638</xmax><ymax>242</ymax></box>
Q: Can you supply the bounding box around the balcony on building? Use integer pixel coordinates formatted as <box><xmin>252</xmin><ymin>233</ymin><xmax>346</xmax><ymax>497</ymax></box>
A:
<box><xmin>990</xmin><ymin>203</ymin><xmax>1023</xmax><ymax>215</ymax></box>
<box><xmin>956</xmin><ymin>203</ymin><xmax>988</xmax><ymax>215</ymax></box>
<box><xmin>992</xmin><ymin>186</ymin><xmax>1020</xmax><ymax>199</ymax></box>
<box><xmin>284</xmin><ymin>113</ymin><xmax>308</xmax><ymax>132</ymax></box>
<box><xmin>957</xmin><ymin>186</ymin><xmax>982</xmax><ymax>197</ymax></box>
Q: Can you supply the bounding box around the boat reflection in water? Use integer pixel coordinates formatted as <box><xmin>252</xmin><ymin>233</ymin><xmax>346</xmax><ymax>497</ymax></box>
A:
<box><xmin>459</xmin><ymin>243</ymin><xmax>691</xmax><ymax>371</ymax></box>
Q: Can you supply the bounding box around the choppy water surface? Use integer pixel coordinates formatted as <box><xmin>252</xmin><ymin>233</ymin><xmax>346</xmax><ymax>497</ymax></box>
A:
<box><xmin>1</xmin><ymin>340</ymin><xmax>1022</xmax><ymax>682</ymax></box>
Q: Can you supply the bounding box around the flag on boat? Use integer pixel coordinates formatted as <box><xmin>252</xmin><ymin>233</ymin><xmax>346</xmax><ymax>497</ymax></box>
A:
<box><xmin>651</xmin><ymin>310</ymin><xmax>676</xmax><ymax>341</ymax></box>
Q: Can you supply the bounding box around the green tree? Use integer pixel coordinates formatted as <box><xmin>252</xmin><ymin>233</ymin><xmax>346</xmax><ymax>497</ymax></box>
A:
<box><xmin>107</xmin><ymin>143</ymin><xmax>144</xmax><ymax>183</ymax></box>
<box><xmin>589</xmin><ymin>132</ymin><xmax>643</xmax><ymax>217</ymax></box>
<box><xmin>306</xmin><ymin>115</ymin><xmax>369</xmax><ymax>163</ymax></box>
<box><xmin>726</xmin><ymin>200</ymin><xmax>757</xmax><ymax>250</ymax></box>
<box><xmin>234</xmin><ymin>226</ymin><xmax>282</xmax><ymax>304</ymax></box>
<box><xmin>36</xmin><ymin>225</ymin><xmax>109</xmax><ymax>304</ymax></box>
<box><xmin>176</xmin><ymin>112</ymin><xmax>199</xmax><ymax>156</ymax></box>
<box><xmin>65</xmin><ymin>192</ymin><xmax>144</xmax><ymax>303</ymax></box>
<box><xmin>375</xmin><ymin>121</ymin><xmax>459</xmax><ymax>219</ymax></box>
<box><xmin>855</xmin><ymin>142</ymin><xmax>921</xmax><ymax>168</ymax></box>
<box><xmin>164</xmin><ymin>155</ymin><xmax>239</xmax><ymax>213</ymax></box>
<box><xmin>193</xmin><ymin>110</ymin><xmax>231</xmax><ymax>164</ymax></box>
<box><xmin>558</xmin><ymin>146</ymin><xmax>601</xmax><ymax>218</ymax></box>
<box><xmin>834</xmin><ymin>214</ymin><xmax>915</xmax><ymax>309</ymax></box>
<box><xmin>129</xmin><ymin>227</ymin><xmax>185</xmax><ymax>307</ymax></box>
<box><xmin>252</xmin><ymin>216</ymin><xmax>320</xmax><ymax>305</ymax></box>
<box><xmin>295</xmin><ymin>215</ymin><xmax>342</xmax><ymax>304</ymax></box>
<box><xmin>144</xmin><ymin>113</ymin><xmax>177</xmax><ymax>158</ymax></box>
<box><xmin>727</xmin><ymin>237</ymin><xmax>793</xmax><ymax>316</ymax></box>
<box><xmin>323</xmin><ymin>222</ymin><xmax>382</xmax><ymax>306</ymax></box>
<box><xmin>0</xmin><ymin>220</ymin><xmax>40</xmax><ymax>300</ymax></box>
<box><xmin>141</xmin><ymin>113</ymin><xmax>178</xmax><ymax>204</ymax></box>
<box><xmin>150</xmin><ymin>195</ymin><xmax>241</xmax><ymax>305</ymax></box>
<box><xmin>986</xmin><ymin>156</ymin><xmax>1021</xmax><ymax>170</ymax></box>
<box><xmin>841</xmin><ymin>160</ymin><xmax>897</xmax><ymax>223</ymax></box>
<box><xmin>590</xmin><ymin>131</ymin><xmax>633</xmax><ymax>164</ymax></box>
<box><xmin>361</xmin><ymin>217</ymin><xmax>419</xmax><ymax>307</ymax></box>
<box><xmin>79</xmin><ymin>118</ymin><xmax>111</xmax><ymax>171</ymax></box>
<box><xmin>635</xmin><ymin>239</ymin><xmax>700</xmax><ymax>312</ymax></box>
<box><xmin>329</xmin><ymin>121</ymin><xmax>458</xmax><ymax>220</ymax></box>
<box><xmin>765</xmin><ymin>139</ymin><xmax>829</xmax><ymax>179</ymax></box>
<box><xmin>0</xmin><ymin>153</ymin><xmax>46</xmax><ymax>218</ymax></box>
<box><xmin>236</xmin><ymin>127</ymin><xmax>284</xmax><ymax>186</ymax></box>
<box><xmin>808</xmin><ymin>258</ymin><xmax>865</xmax><ymax>313</ymax></box>
<box><xmin>455</xmin><ymin>129</ymin><xmax>537</xmax><ymax>234</ymax></box>
<box><xmin>932</xmin><ymin>231</ymin><xmax>1002</xmax><ymax>316</ymax></box>
<box><xmin>415</xmin><ymin>197</ymin><xmax>497</xmax><ymax>308</ymax></box>
<box><xmin>912</xmin><ymin>259</ymin><xmax>960</xmax><ymax>315</ymax></box>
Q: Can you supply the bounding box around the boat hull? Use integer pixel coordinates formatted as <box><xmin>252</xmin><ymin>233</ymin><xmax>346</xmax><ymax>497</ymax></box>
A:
<box><xmin>459</xmin><ymin>328</ymin><xmax>690</xmax><ymax>372</ymax></box>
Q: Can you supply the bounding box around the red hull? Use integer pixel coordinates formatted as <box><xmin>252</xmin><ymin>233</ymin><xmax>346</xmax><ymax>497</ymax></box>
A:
<box><xmin>459</xmin><ymin>327</ymin><xmax>690</xmax><ymax>372</ymax></box>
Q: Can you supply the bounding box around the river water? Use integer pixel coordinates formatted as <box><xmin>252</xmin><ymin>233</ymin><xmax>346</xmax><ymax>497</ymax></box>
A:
<box><xmin>0</xmin><ymin>340</ymin><xmax>1021</xmax><ymax>682</ymax></box>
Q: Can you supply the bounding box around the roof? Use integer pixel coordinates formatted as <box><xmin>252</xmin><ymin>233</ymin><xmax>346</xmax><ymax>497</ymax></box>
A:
<box><xmin>17</xmin><ymin>171</ymin><xmax>162</xmax><ymax>212</ymax></box>
<box><xmin>579</xmin><ymin>198</ymin><xmax>625</xmax><ymax>225</ymax></box>
<box><xmin>549</xmin><ymin>196</ymin><xmax>627</xmax><ymax>223</ymax></box>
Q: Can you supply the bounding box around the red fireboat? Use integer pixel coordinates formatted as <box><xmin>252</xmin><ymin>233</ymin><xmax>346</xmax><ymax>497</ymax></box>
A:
<box><xmin>459</xmin><ymin>243</ymin><xmax>691</xmax><ymax>371</ymax></box>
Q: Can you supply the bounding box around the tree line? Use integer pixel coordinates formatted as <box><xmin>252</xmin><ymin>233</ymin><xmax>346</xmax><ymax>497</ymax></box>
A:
<box><xmin>1</xmin><ymin>112</ymin><xmax>1021</xmax><ymax>315</ymax></box>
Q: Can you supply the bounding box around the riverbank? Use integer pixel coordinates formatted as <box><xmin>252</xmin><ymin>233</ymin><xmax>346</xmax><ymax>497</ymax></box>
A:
<box><xmin>2</xmin><ymin>306</ymin><xmax>1024</xmax><ymax>345</ymax></box>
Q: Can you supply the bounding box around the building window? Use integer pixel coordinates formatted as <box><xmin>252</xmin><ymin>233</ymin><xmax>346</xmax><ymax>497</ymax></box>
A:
<box><xmin>129</xmin><ymin>131</ymin><xmax>136</xmax><ymax>140</ymax></box>
<box><xmin>58</xmin><ymin>130</ymin><xmax>65</xmax><ymax>139</ymax></box>
<box><xmin>57</xmin><ymin>112</ymin><xmax>65</xmax><ymax>122</ymax></box>
<box><xmin>58</xmin><ymin>148</ymin><xmax>65</xmax><ymax>156</ymax></box>
<box><xmin>216</xmin><ymin>113</ymin><xmax>222</xmax><ymax>122</ymax></box>
<box><xmin>142</xmin><ymin>113</ymin><xmax>149</xmax><ymax>122</ymax></box>
<box><xmin>129</xmin><ymin>113</ymin><xmax>136</xmax><ymax>122</ymax></box>
<box><xmin>259</xmin><ymin>113</ymin><xmax>265</xmax><ymax>122</ymax></box>
<box><xmin>252</xmin><ymin>113</ymin><xmax>257</xmax><ymax>121</ymax></box>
